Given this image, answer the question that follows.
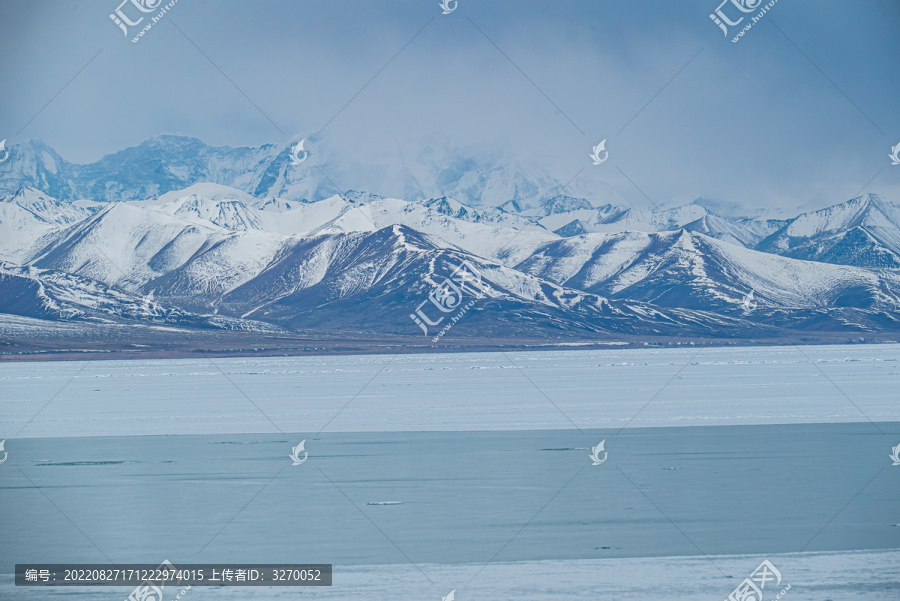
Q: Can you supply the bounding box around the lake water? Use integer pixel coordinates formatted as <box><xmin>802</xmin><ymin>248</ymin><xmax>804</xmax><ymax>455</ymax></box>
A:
<box><xmin>1</xmin><ymin>345</ymin><xmax>899</xmax><ymax>599</ymax></box>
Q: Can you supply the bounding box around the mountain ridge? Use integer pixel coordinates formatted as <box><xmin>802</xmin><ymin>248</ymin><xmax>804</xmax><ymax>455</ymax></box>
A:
<box><xmin>1</xmin><ymin>183</ymin><xmax>899</xmax><ymax>343</ymax></box>
<box><xmin>3</xmin><ymin>134</ymin><xmax>900</xmax><ymax>346</ymax></box>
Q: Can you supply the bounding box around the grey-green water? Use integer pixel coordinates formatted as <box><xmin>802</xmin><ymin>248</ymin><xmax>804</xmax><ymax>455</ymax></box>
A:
<box><xmin>2</xmin><ymin>423</ymin><xmax>897</xmax><ymax>571</ymax></box>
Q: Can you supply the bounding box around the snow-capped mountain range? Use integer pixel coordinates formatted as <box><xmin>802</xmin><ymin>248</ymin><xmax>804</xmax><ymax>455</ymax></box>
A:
<box><xmin>2</xmin><ymin>136</ymin><xmax>900</xmax><ymax>343</ymax></box>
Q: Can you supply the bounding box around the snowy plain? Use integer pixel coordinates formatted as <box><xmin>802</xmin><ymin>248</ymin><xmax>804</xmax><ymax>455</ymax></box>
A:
<box><xmin>2</xmin><ymin>344</ymin><xmax>900</xmax><ymax>438</ymax></box>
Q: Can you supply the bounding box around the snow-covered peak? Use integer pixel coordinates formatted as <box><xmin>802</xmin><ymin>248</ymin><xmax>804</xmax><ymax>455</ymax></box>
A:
<box><xmin>654</xmin><ymin>194</ymin><xmax>767</xmax><ymax>219</ymax></box>
<box><xmin>517</xmin><ymin>227</ymin><xmax>900</xmax><ymax>312</ymax></box>
<box><xmin>0</xmin><ymin>187</ymin><xmax>97</xmax><ymax>263</ymax></box>
<box><xmin>420</xmin><ymin>196</ymin><xmax>471</xmax><ymax>219</ymax></box>
<box><xmin>3</xmin><ymin>186</ymin><xmax>93</xmax><ymax>225</ymax></box>
<box><xmin>154</xmin><ymin>182</ymin><xmax>258</xmax><ymax>205</ymax></box>
<box><xmin>306</xmin><ymin>194</ymin><xmax>556</xmax><ymax>264</ymax></box>
<box><xmin>777</xmin><ymin>193</ymin><xmax>900</xmax><ymax>238</ymax></box>
<box><xmin>131</xmin><ymin>184</ymin><xmax>263</xmax><ymax>231</ymax></box>
<box><xmin>161</xmin><ymin>197</ymin><xmax>262</xmax><ymax>231</ymax></box>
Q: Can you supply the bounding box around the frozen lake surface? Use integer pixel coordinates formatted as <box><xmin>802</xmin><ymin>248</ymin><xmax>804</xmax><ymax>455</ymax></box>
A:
<box><xmin>1</xmin><ymin>425</ymin><xmax>898</xmax><ymax>599</ymax></box>
<box><xmin>2</xmin><ymin>344</ymin><xmax>900</xmax><ymax>437</ymax></box>
<box><xmin>0</xmin><ymin>345</ymin><xmax>898</xmax><ymax>599</ymax></box>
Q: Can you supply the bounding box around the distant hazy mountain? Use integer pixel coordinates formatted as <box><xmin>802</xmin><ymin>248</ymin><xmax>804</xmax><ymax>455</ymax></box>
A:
<box><xmin>0</xmin><ymin>136</ymin><xmax>627</xmax><ymax>209</ymax></box>
<box><xmin>0</xmin><ymin>137</ymin><xmax>336</xmax><ymax>204</ymax></box>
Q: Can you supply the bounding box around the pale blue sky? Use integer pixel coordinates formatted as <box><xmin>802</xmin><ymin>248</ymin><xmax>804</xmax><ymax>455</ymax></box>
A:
<box><xmin>0</xmin><ymin>0</ymin><xmax>898</xmax><ymax>211</ymax></box>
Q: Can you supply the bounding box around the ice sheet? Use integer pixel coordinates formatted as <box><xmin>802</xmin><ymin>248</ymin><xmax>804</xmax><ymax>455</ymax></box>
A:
<box><xmin>2</xmin><ymin>344</ymin><xmax>899</xmax><ymax>438</ymax></box>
